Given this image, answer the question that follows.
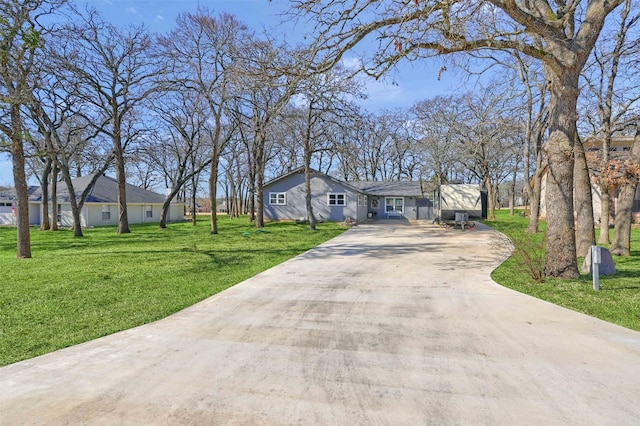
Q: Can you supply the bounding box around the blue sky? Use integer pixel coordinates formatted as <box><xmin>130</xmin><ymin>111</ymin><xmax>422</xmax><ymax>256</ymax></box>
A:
<box><xmin>1</xmin><ymin>0</ymin><xmax>462</xmax><ymax>187</ymax></box>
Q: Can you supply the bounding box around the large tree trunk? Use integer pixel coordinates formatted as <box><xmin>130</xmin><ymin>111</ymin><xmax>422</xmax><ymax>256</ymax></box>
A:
<box><xmin>573</xmin><ymin>136</ymin><xmax>595</xmax><ymax>257</ymax></box>
<box><xmin>191</xmin><ymin>176</ymin><xmax>198</xmax><ymax>226</ymax></box>
<box><xmin>527</xmin><ymin>174</ymin><xmax>542</xmax><ymax>233</ymax></box>
<box><xmin>304</xmin><ymin>161</ymin><xmax>317</xmax><ymax>231</ymax></box>
<box><xmin>598</xmin><ymin>179</ymin><xmax>611</xmax><ymax>244</ymax></box>
<box><xmin>485</xmin><ymin>178</ymin><xmax>496</xmax><ymax>220</ymax></box>
<box><xmin>40</xmin><ymin>158</ymin><xmax>52</xmax><ymax>231</ymax></box>
<box><xmin>209</xmin><ymin>127</ymin><xmax>221</xmax><ymax>234</ymax></box>
<box><xmin>160</xmin><ymin>198</ymin><xmax>171</xmax><ymax>229</ymax></box>
<box><xmin>115</xmin><ymin>150</ymin><xmax>130</xmax><ymax>234</ymax></box>
<box><xmin>598</xmin><ymin>132</ymin><xmax>612</xmax><ymax>244</ymax></box>
<box><xmin>526</xmin><ymin>119</ymin><xmax>546</xmax><ymax>234</ymax></box>
<box><xmin>543</xmin><ymin>72</ymin><xmax>580</xmax><ymax>278</ymax></box>
<box><xmin>57</xmin><ymin>163</ymin><xmax>84</xmax><ymax>237</ymax></box>
<box><xmin>610</xmin><ymin>127</ymin><xmax>640</xmax><ymax>256</ymax></box>
<box><xmin>248</xmin><ymin>169</ymin><xmax>256</xmax><ymax>223</ymax></box>
<box><xmin>254</xmin><ymin>131</ymin><xmax>266</xmax><ymax>229</ymax></box>
<box><xmin>509</xmin><ymin>164</ymin><xmax>517</xmax><ymax>216</ymax></box>
<box><xmin>11</xmin><ymin>106</ymin><xmax>31</xmax><ymax>258</ymax></box>
<box><xmin>255</xmin><ymin>170</ymin><xmax>265</xmax><ymax>228</ymax></box>
<box><xmin>51</xmin><ymin>165</ymin><xmax>59</xmax><ymax>232</ymax></box>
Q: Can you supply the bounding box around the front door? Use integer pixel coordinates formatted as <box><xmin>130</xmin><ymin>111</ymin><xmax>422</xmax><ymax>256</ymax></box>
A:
<box><xmin>385</xmin><ymin>197</ymin><xmax>404</xmax><ymax>217</ymax></box>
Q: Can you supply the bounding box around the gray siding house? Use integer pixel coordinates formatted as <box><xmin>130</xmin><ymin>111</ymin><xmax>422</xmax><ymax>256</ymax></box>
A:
<box><xmin>263</xmin><ymin>168</ymin><xmax>435</xmax><ymax>222</ymax></box>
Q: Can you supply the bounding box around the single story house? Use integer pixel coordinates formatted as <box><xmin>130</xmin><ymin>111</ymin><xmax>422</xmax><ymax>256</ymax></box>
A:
<box><xmin>0</xmin><ymin>186</ymin><xmax>39</xmax><ymax>226</ymax></box>
<box><xmin>1</xmin><ymin>174</ymin><xmax>184</xmax><ymax>227</ymax></box>
<box><xmin>263</xmin><ymin>168</ymin><xmax>486</xmax><ymax>223</ymax></box>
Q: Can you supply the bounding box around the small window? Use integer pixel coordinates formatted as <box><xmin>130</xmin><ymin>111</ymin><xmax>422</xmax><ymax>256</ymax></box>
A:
<box><xmin>102</xmin><ymin>205</ymin><xmax>111</xmax><ymax>221</ymax></box>
<box><xmin>269</xmin><ymin>192</ymin><xmax>286</xmax><ymax>205</ymax></box>
<box><xmin>358</xmin><ymin>194</ymin><xmax>363</xmax><ymax>206</ymax></box>
<box><xmin>146</xmin><ymin>205</ymin><xmax>153</xmax><ymax>218</ymax></box>
<box><xmin>328</xmin><ymin>193</ymin><xmax>346</xmax><ymax>206</ymax></box>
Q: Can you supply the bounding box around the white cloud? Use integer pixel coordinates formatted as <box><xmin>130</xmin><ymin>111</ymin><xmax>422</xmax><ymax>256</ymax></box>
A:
<box><xmin>341</xmin><ymin>56</ymin><xmax>362</xmax><ymax>70</ymax></box>
<box><xmin>155</xmin><ymin>15</ymin><xmax>164</xmax><ymax>22</ymax></box>
<box><xmin>125</xmin><ymin>7</ymin><xmax>137</xmax><ymax>15</ymax></box>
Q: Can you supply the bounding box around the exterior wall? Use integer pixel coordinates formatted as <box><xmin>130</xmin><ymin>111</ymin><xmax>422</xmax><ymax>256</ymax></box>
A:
<box><xmin>85</xmin><ymin>204</ymin><xmax>116</xmax><ymax>227</ymax></box>
<box><xmin>38</xmin><ymin>202</ymin><xmax>184</xmax><ymax>228</ymax></box>
<box><xmin>264</xmin><ymin>172</ymin><xmax>361</xmax><ymax>222</ymax></box>
<box><xmin>0</xmin><ymin>204</ymin><xmax>16</xmax><ymax>225</ymax></box>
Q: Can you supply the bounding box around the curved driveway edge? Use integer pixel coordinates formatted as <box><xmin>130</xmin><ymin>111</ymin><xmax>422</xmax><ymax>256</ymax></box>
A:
<box><xmin>1</xmin><ymin>222</ymin><xmax>639</xmax><ymax>425</ymax></box>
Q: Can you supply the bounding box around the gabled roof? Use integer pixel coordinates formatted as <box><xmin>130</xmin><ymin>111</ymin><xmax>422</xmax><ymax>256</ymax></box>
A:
<box><xmin>264</xmin><ymin>167</ymin><xmax>364</xmax><ymax>193</ymax></box>
<box><xmin>265</xmin><ymin>167</ymin><xmax>434</xmax><ymax>197</ymax></box>
<box><xmin>30</xmin><ymin>174</ymin><xmax>167</xmax><ymax>204</ymax></box>
<box><xmin>1</xmin><ymin>186</ymin><xmax>39</xmax><ymax>201</ymax></box>
<box><xmin>349</xmin><ymin>181</ymin><xmax>426</xmax><ymax>197</ymax></box>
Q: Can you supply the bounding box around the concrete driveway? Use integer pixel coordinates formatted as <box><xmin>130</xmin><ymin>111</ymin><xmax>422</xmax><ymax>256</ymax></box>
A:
<box><xmin>1</xmin><ymin>222</ymin><xmax>640</xmax><ymax>425</ymax></box>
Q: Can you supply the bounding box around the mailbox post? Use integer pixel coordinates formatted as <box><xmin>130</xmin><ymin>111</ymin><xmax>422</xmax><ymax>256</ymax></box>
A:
<box><xmin>592</xmin><ymin>245</ymin><xmax>601</xmax><ymax>291</ymax></box>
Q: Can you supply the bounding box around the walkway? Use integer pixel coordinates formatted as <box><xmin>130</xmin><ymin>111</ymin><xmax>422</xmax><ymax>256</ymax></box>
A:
<box><xmin>1</xmin><ymin>223</ymin><xmax>639</xmax><ymax>425</ymax></box>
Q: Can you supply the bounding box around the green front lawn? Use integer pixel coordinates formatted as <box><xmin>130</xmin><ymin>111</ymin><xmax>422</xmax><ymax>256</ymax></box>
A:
<box><xmin>0</xmin><ymin>217</ymin><xmax>346</xmax><ymax>366</ymax></box>
<box><xmin>485</xmin><ymin>211</ymin><xmax>640</xmax><ymax>331</ymax></box>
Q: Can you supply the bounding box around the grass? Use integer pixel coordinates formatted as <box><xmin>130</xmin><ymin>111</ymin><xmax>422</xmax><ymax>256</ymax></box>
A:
<box><xmin>484</xmin><ymin>210</ymin><xmax>640</xmax><ymax>331</ymax></box>
<box><xmin>0</xmin><ymin>216</ymin><xmax>346</xmax><ymax>366</ymax></box>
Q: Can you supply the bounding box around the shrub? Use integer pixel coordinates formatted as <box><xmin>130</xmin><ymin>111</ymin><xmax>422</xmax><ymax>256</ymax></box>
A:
<box><xmin>508</xmin><ymin>230</ymin><xmax>547</xmax><ymax>283</ymax></box>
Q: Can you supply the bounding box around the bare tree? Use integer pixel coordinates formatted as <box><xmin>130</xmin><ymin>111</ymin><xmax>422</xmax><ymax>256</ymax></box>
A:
<box><xmin>291</xmin><ymin>0</ymin><xmax>626</xmax><ymax>277</ymax></box>
<box><xmin>158</xmin><ymin>10</ymin><xmax>247</xmax><ymax>234</ymax></box>
<box><xmin>0</xmin><ymin>0</ymin><xmax>64</xmax><ymax>257</ymax></box>
<box><xmin>220</xmin><ymin>141</ymin><xmax>251</xmax><ymax>219</ymax></box>
<box><xmin>512</xmin><ymin>56</ymin><xmax>549</xmax><ymax>233</ymax></box>
<box><xmin>145</xmin><ymin>90</ymin><xmax>214</xmax><ymax>228</ymax></box>
<box><xmin>411</xmin><ymin>96</ymin><xmax>466</xmax><ymax>188</ymax></box>
<box><xmin>54</xmin><ymin>8</ymin><xmax>160</xmax><ymax>234</ymax></box>
<box><xmin>610</xmin><ymin>125</ymin><xmax>640</xmax><ymax>255</ymax></box>
<box><xmin>456</xmin><ymin>86</ymin><xmax>522</xmax><ymax>220</ymax></box>
<box><xmin>233</xmin><ymin>37</ymin><xmax>306</xmax><ymax>228</ymax></box>
<box><xmin>291</xmin><ymin>64</ymin><xmax>363</xmax><ymax>229</ymax></box>
<box><xmin>581</xmin><ymin>0</ymin><xmax>640</xmax><ymax>244</ymax></box>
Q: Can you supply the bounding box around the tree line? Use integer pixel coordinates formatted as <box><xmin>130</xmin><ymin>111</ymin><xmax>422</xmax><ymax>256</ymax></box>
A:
<box><xmin>2</xmin><ymin>0</ymin><xmax>639</xmax><ymax>281</ymax></box>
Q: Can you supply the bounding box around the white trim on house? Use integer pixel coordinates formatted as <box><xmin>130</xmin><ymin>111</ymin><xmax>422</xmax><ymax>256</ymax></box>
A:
<box><xmin>269</xmin><ymin>192</ymin><xmax>287</xmax><ymax>205</ymax></box>
<box><xmin>327</xmin><ymin>192</ymin><xmax>346</xmax><ymax>206</ymax></box>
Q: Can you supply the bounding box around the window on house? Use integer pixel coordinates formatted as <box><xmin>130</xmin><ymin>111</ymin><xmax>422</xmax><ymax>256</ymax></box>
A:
<box><xmin>102</xmin><ymin>205</ymin><xmax>111</xmax><ymax>221</ymax></box>
<box><xmin>269</xmin><ymin>192</ymin><xmax>286</xmax><ymax>205</ymax></box>
<box><xmin>57</xmin><ymin>204</ymin><xmax>62</xmax><ymax>223</ymax></box>
<box><xmin>385</xmin><ymin>197</ymin><xmax>404</xmax><ymax>213</ymax></box>
<box><xmin>358</xmin><ymin>194</ymin><xmax>363</xmax><ymax>206</ymax></box>
<box><xmin>328</xmin><ymin>193</ymin><xmax>346</xmax><ymax>206</ymax></box>
<box><xmin>146</xmin><ymin>205</ymin><xmax>153</xmax><ymax>218</ymax></box>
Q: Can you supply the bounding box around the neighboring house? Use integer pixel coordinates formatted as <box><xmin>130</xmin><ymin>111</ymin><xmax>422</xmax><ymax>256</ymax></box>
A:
<box><xmin>0</xmin><ymin>186</ymin><xmax>40</xmax><ymax>226</ymax></box>
<box><xmin>0</xmin><ymin>187</ymin><xmax>16</xmax><ymax>225</ymax></box>
<box><xmin>538</xmin><ymin>136</ymin><xmax>640</xmax><ymax>223</ymax></box>
<box><xmin>263</xmin><ymin>168</ymin><xmax>485</xmax><ymax>223</ymax></box>
<box><xmin>1</xmin><ymin>174</ymin><xmax>184</xmax><ymax>228</ymax></box>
